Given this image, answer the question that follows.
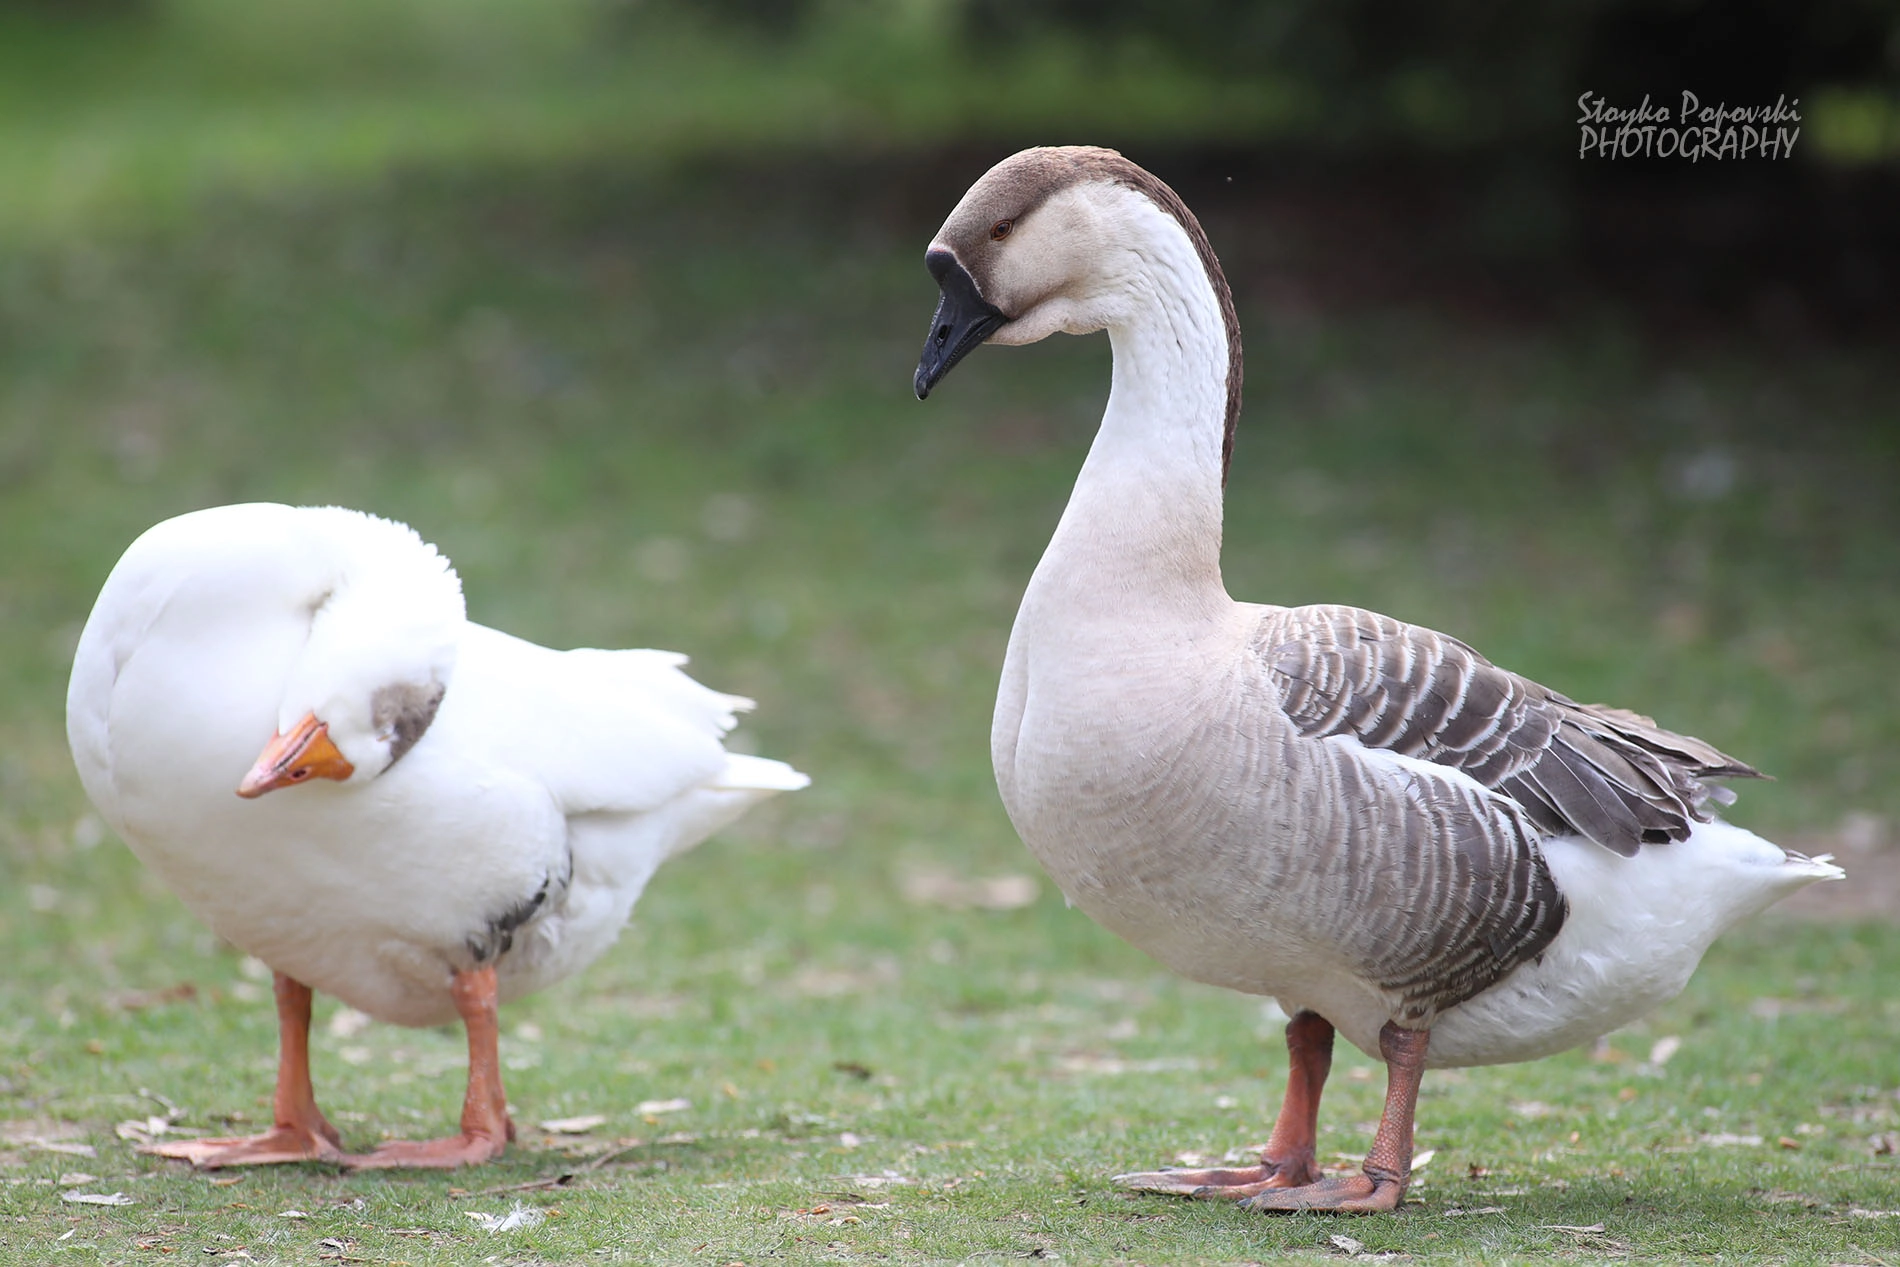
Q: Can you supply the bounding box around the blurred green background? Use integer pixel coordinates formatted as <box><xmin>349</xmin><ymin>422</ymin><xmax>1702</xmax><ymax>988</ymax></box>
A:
<box><xmin>1</xmin><ymin>1</ymin><xmax>1897</xmax><ymax>1259</ymax></box>
<box><xmin>4</xmin><ymin>0</ymin><xmax>1895</xmax><ymax>855</ymax></box>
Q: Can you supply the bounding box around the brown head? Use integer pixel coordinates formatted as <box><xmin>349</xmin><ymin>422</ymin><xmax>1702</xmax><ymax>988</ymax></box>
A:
<box><xmin>912</xmin><ymin>146</ymin><xmax>1243</xmax><ymax>479</ymax></box>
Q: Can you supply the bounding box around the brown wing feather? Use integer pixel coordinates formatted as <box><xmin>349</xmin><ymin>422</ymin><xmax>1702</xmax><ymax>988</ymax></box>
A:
<box><xmin>1259</xmin><ymin>604</ymin><xmax>1764</xmax><ymax>858</ymax></box>
<box><xmin>1330</xmin><ymin>750</ymin><xmax>1569</xmax><ymax>1022</ymax></box>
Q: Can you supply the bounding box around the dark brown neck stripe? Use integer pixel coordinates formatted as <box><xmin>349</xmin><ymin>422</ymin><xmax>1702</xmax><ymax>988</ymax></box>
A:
<box><xmin>1068</xmin><ymin>150</ymin><xmax>1244</xmax><ymax>485</ymax></box>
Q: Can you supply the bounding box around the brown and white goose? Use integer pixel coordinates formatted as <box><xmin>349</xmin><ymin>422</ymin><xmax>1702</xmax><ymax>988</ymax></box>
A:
<box><xmin>912</xmin><ymin>146</ymin><xmax>1841</xmax><ymax>1212</ymax></box>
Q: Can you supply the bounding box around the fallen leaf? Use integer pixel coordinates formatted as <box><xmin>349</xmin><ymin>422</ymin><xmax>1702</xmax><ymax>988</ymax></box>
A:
<box><xmin>29</xmin><ymin>1139</ymin><xmax>97</xmax><ymax>1158</ymax></box>
<box><xmin>62</xmin><ymin>1191</ymin><xmax>133</xmax><ymax>1206</ymax></box>
<box><xmin>108</xmin><ymin>983</ymin><xmax>198</xmax><ymax>1012</ymax></box>
<box><xmin>1777</xmin><ymin>1136</ymin><xmax>1801</xmax><ymax>1150</ymax></box>
<box><xmin>1443</xmin><ymin>1206</ymin><xmax>1506</xmax><ymax>1216</ymax></box>
<box><xmin>635</xmin><ymin>1098</ymin><xmax>691</xmax><ymax>1115</ymax></box>
<box><xmin>466</xmin><ymin>1202</ymin><xmax>545</xmax><ymax>1233</ymax></box>
<box><xmin>897</xmin><ymin>867</ymin><xmax>1039</xmax><ymax>911</ymax></box>
<box><xmin>327</xmin><ymin>1008</ymin><xmax>372</xmax><ymax>1039</ymax></box>
<box><xmin>58</xmin><ymin>1172</ymin><xmax>98</xmax><ymax>1186</ymax></box>
<box><xmin>116</xmin><ymin>1116</ymin><xmax>180</xmax><ymax>1144</ymax></box>
<box><xmin>1647</xmin><ymin>1035</ymin><xmax>1682</xmax><ymax>1066</ymax></box>
<box><xmin>278</xmin><ymin>1209</ymin><xmax>308</xmax><ymax>1219</ymax></box>
<box><xmin>1410</xmin><ymin>1148</ymin><xmax>1435</xmax><ymax>1171</ymax></box>
<box><xmin>538</xmin><ymin>1114</ymin><xmax>607</xmax><ymax>1135</ymax></box>
<box><xmin>1699</xmin><ymin>1133</ymin><xmax>1763</xmax><ymax>1147</ymax></box>
<box><xmin>1541</xmin><ymin>1223</ymin><xmax>1607</xmax><ymax>1233</ymax></box>
<box><xmin>1329</xmin><ymin>1233</ymin><xmax>1365</xmax><ymax>1255</ymax></box>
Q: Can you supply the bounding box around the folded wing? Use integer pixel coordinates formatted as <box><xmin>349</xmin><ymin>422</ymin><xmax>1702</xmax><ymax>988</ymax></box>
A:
<box><xmin>1259</xmin><ymin>604</ymin><xmax>1761</xmax><ymax>859</ymax></box>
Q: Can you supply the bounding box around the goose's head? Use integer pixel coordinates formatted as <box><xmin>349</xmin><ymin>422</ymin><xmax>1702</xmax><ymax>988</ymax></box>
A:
<box><xmin>234</xmin><ymin>508</ymin><xmax>465</xmax><ymax>799</ymax></box>
<box><xmin>912</xmin><ymin>145</ymin><xmax>1239</xmax><ymax>402</ymax></box>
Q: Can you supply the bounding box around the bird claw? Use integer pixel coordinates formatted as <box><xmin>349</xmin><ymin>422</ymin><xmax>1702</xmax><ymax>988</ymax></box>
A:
<box><xmin>1117</xmin><ymin>1152</ymin><xmax>1324</xmax><ymax>1199</ymax></box>
<box><xmin>1241</xmin><ymin>1173</ymin><xmax>1404</xmax><ymax>1213</ymax></box>
<box><xmin>145</xmin><ymin>1124</ymin><xmax>346</xmax><ymax>1170</ymax></box>
<box><xmin>344</xmin><ymin>1127</ymin><xmax>511</xmax><ymax>1171</ymax></box>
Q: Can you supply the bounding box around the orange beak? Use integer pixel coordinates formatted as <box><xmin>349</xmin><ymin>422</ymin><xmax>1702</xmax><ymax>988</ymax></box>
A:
<box><xmin>236</xmin><ymin>712</ymin><xmax>355</xmax><ymax>798</ymax></box>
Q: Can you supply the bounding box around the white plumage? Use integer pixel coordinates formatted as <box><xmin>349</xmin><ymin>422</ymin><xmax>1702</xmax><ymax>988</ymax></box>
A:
<box><xmin>67</xmin><ymin>502</ymin><xmax>806</xmax><ymax>1168</ymax></box>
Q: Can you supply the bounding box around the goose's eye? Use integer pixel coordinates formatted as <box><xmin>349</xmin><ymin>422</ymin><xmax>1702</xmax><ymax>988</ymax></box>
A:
<box><xmin>990</xmin><ymin>219</ymin><xmax>1013</xmax><ymax>241</ymax></box>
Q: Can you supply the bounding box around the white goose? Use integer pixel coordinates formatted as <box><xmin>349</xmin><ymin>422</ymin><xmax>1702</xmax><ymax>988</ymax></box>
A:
<box><xmin>66</xmin><ymin>502</ymin><xmax>807</xmax><ymax>1169</ymax></box>
<box><xmin>912</xmin><ymin>147</ymin><xmax>1840</xmax><ymax>1212</ymax></box>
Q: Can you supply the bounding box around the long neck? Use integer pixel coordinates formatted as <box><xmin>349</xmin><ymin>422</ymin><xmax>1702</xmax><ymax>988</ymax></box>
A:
<box><xmin>1039</xmin><ymin>195</ymin><xmax>1236</xmax><ymax>613</ymax></box>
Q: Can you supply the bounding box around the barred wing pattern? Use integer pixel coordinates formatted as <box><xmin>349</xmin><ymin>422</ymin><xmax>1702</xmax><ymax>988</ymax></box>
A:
<box><xmin>1308</xmin><ymin>740</ymin><xmax>1568</xmax><ymax>1022</ymax></box>
<box><xmin>1260</xmin><ymin>605</ymin><xmax>1763</xmax><ymax>858</ymax></box>
<box><xmin>1253</xmin><ymin>604</ymin><xmax>1763</xmax><ymax>1021</ymax></box>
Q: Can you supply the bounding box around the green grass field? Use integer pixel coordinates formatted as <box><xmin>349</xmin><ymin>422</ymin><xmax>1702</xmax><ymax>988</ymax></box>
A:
<box><xmin>3</xmin><ymin>4</ymin><xmax>1899</xmax><ymax>1263</ymax></box>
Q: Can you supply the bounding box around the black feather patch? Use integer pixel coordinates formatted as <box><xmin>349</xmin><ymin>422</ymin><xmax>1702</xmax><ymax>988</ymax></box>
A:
<box><xmin>467</xmin><ymin>874</ymin><xmax>552</xmax><ymax>965</ymax></box>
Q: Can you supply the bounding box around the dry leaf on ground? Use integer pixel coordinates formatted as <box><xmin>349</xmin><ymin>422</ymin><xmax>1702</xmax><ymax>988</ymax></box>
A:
<box><xmin>898</xmin><ymin>867</ymin><xmax>1039</xmax><ymax>911</ymax></box>
<box><xmin>466</xmin><ymin>1202</ymin><xmax>545</xmax><ymax>1233</ymax></box>
<box><xmin>635</xmin><ymin>1098</ymin><xmax>690</xmax><ymax>1115</ymax></box>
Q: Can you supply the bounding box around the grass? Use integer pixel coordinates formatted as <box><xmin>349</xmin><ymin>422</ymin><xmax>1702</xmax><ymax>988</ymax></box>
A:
<box><xmin>3</xmin><ymin>6</ymin><xmax>1900</xmax><ymax>1263</ymax></box>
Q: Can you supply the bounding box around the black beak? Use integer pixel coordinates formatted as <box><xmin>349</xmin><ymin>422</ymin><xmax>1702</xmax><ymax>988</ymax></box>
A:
<box><xmin>914</xmin><ymin>249</ymin><xmax>1006</xmax><ymax>400</ymax></box>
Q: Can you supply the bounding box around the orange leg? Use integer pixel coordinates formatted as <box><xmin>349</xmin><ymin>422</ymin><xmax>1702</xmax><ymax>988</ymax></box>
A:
<box><xmin>1118</xmin><ymin>1010</ymin><xmax>1333</xmax><ymax>1198</ymax></box>
<box><xmin>148</xmin><ymin>973</ymin><xmax>346</xmax><ymax>1168</ymax></box>
<box><xmin>346</xmin><ymin>964</ymin><xmax>515</xmax><ymax>1170</ymax></box>
<box><xmin>1245</xmin><ymin>1021</ymin><xmax>1427</xmax><ymax>1212</ymax></box>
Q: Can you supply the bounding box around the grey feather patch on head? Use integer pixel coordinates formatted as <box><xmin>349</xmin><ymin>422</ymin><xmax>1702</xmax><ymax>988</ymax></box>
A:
<box><xmin>944</xmin><ymin>146</ymin><xmax>1245</xmax><ymax>483</ymax></box>
<box><xmin>372</xmin><ymin>680</ymin><xmax>446</xmax><ymax>767</ymax></box>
